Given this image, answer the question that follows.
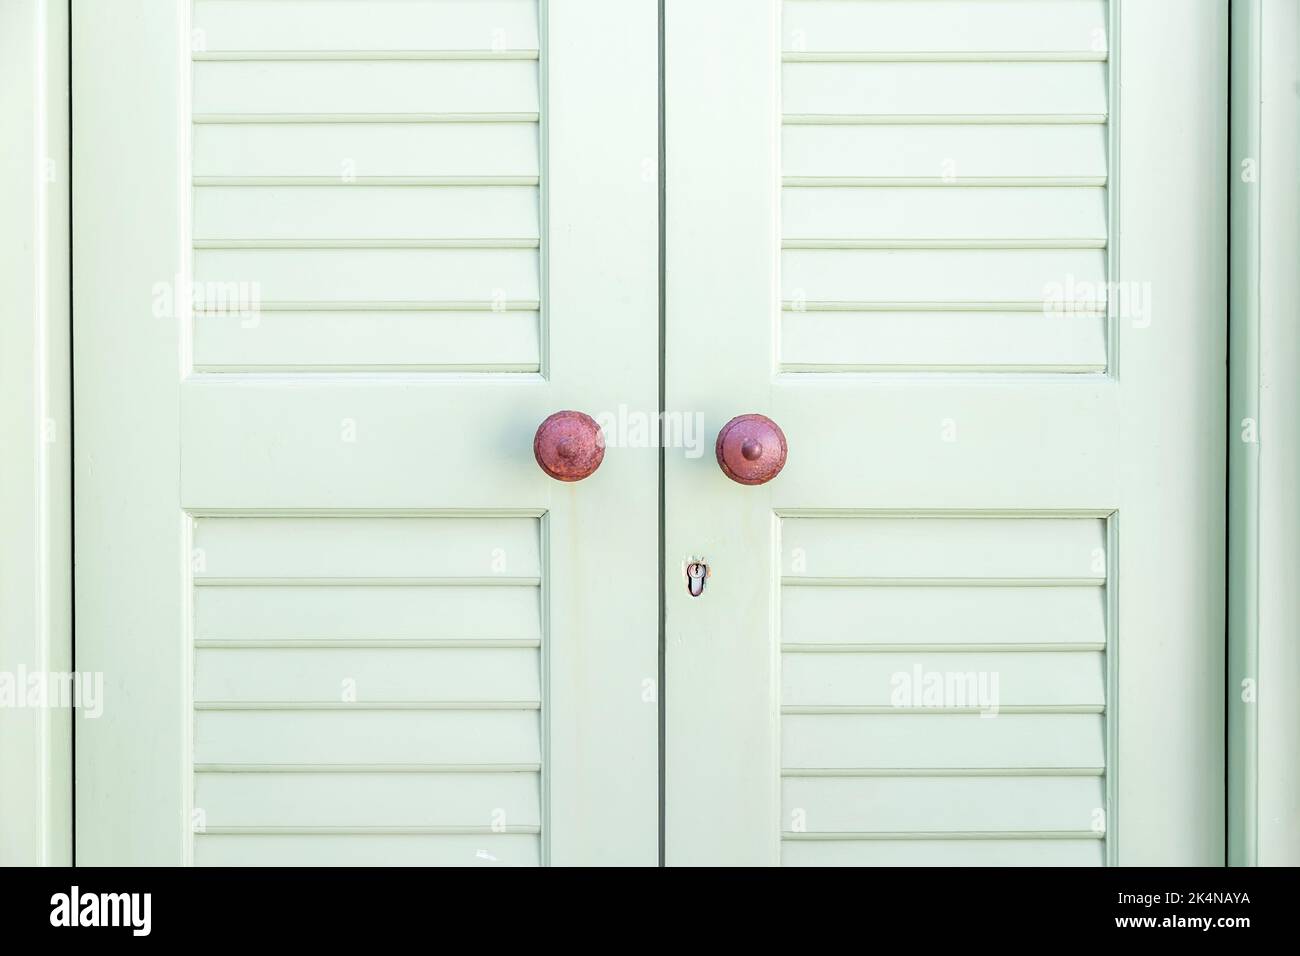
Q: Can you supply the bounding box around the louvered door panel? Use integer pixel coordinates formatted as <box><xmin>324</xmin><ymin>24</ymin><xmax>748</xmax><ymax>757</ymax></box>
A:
<box><xmin>780</xmin><ymin>0</ymin><xmax>1111</xmax><ymax>374</ymax></box>
<box><xmin>190</xmin><ymin>0</ymin><xmax>542</xmax><ymax>373</ymax></box>
<box><xmin>191</xmin><ymin>515</ymin><xmax>544</xmax><ymax>866</ymax></box>
<box><xmin>778</xmin><ymin>514</ymin><xmax>1109</xmax><ymax>866</ymax></box>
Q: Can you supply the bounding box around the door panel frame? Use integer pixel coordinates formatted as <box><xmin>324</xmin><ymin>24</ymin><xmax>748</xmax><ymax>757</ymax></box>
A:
<box><xmin>72</xmin><ymin>0</ymin><xmax>191</xmax><ymax>863</ymax></box>
<box><xmin>663</xmin><ymin>0</ymin><xmax>782</xmax><ymax>865</ymax></box>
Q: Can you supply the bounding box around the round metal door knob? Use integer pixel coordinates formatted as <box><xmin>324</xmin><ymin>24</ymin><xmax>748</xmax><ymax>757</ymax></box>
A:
<box><xmin>534</xmin><ymin>410</ymin><xmax>605</xmax><ymax>481</ymax></box>
<box><xmin>715</xmin><ymin>413</ymin><xmax>787</xmax><ymax>485</ymax></box>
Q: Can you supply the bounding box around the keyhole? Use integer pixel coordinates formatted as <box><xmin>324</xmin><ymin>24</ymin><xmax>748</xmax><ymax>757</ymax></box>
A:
<box><xmin>686</xmin><ymin>561</ymin><xmax>708</xmax><ymax>597</ymax></box>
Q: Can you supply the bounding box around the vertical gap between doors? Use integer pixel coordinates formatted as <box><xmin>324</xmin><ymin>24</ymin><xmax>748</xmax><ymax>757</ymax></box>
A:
<box><xmin>1223</xmin><ymin>0</ymin><xmax>1233</xmax><ymax>868</ymax></box>
<box><xmin>67</xmin><ymin>0</ymin><xmax>77</xmax><ymax>867</ymax></box>
<box><xmin>656</xmin><ymin>0</ymin><xmax>667</xmax><ymax>869</ymax></box>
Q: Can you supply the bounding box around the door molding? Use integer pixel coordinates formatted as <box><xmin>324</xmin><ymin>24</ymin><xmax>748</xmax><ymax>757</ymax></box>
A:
<box><xmin>1228</xmin><ymin>0</ymin><xmax>1300</xmax><ymax>867</ymax></box>
<box><xmin>0</xmin><ymin>0</ymin><xmax>72</xmax><ymax>868</ymax></box>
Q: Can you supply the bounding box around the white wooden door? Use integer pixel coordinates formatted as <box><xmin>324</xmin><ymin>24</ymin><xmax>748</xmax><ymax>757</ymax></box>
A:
<box><xmin>665</xmin><ymin>0</ymin><xmax>1227</xmax><ymax>865</ymax></box>
<box><xmin>74</xmin><ymin>0</ymin><xmax>658</xmax><ymax>866</ymax></box>
<box><xmin>77</xmin><ymin>0</ymin><xmax>1229</xmax><ymax>870</ymax></box>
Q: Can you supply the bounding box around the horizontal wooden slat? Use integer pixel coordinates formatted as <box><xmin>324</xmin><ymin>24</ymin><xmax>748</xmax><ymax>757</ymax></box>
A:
<box><xmin>195</xmin><ymin>647</ymin><xmax>540</xmax><ymax>704</ymax></box>
<box><xmin>781</xmin><ymin>586</ymin><xmax>1106</xmax><ymax>647</ymax></box>
<box><xmin>194</xmin><ymin>52</ymin><xmax>541</xmax><ymax>63</ymax></box>
<box><xmin>195</xmin><ymin>832</ymin><xmax>539</xmax><ymax>866</ymax></box>
<box><xmin>194</xmin><ymin>122</ymin><xmax>538</xmax><ymax>179</ymax></box>
<box><xmin>780</xmin><ymin>311</ymin><xmax>1106</xmax><ymax>373</ymax></box>
<box><xmin>783</xmin><ymin>125</ymin><xmax>1106</xmax><ymax>181</ymax></box>
<box><xmin>781</xmin><ymin>837</ymin><xmax>1103</xmax><ymax>867</ymax></box>
<box><xmin>782</xmin><ymin>714</ymin><xmax>1105</xmax><ymax>770</ymax></box>
<box><xmin>782</xmin><ymin>0</ymin><xmax>1106</xmax><ymax>55</ymax></box>
<box><xmin>194</xmin><ymin>311</ymin><xmax>540</xmax><ymax>373</ymax></box>
<box><xmin>783</xmin><ymin>775</ymin><xmax>1104</xmax><ymax>833</ymax></box>
<box><xmin>193</xmin><ymin>60</ymin><xmax>537</xmax><ymax>115</ymax></box>
<box><xmin>783</xmin><ymin>186</ymin><xmax>1105</xmax><ymax>241</ymax></box>
<box><xmin>195</xmin><ymin>710</ymin><xmax>541</xmax><ymax>764</ymax></box>
<box><xmin>783</xmin><ymin>248</ymin><xmax>1105</xmax><ymax>306</ymax></box>
<box><xmin>195</xmin><ymin>235</ymin><xmax>537</xmax><ymax>250</ymax></box>
<box><xmin>194</xmin><ymin>586</ymin><xmax>541</xmax><ymax>642</ymax></box>
<box><xmin>194</xmin><ymin>113</ymin><xmax>539</xmax><ymax>125</ymax></box>
<box><xmin>196</xmin><ymin>771</ymin><xmax>540</xmax><ymax>828</ymax></box>
<box><xmin>194</xmin><ymin>516</ymin><xmax>540</xmax><ymax>579</ymax></box>
<box><xmin>193</xmin><ymin>185</ymin><xmax>537</xmax><ymax>241</ymax></box>
<box><xmin>782</xmin><ymin>62</ymin><xmax>1106</xmax><ymax>118</ymax></box>
<box><xmin>194</xmin><ymin>0</ymin><xmax>539</xmax><ymax>53</ymax></box>
<box><xmin>782</xmin><ymin>652</ymin><xmax>1104</xmax><ymax>708</ymax></box>
<box><xmin>194</xmin><ymin>248</ymin><xmax>538</xmax><ymax>304</ymax></box>
<box><xmin>784</xmin><ymin>115</ymin><xmax>1105</xmax><ymax>126</ymax></box>
<box><xmin>193</xmin><ymin>578</ymin><xmax>541</xmax><ymax>588</ymax></box>
<box><xmin>782</xmin><ymin>517</ymin><xmax>1106</xmax><ymax>581</ymax></box>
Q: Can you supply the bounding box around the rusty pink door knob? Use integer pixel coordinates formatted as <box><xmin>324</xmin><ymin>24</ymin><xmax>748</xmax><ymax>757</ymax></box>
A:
<box><xmin>534</xmin><ymin>410</ymin><xmax>606</xmax><ymax>481</ymax></box>
<box><xmin>716</xmin><ymin>413</ymin><xmax>788</xmax><ymax>485</ymax></box>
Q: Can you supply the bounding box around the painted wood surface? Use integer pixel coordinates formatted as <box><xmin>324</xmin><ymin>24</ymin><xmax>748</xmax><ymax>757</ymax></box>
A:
<box><xmin>1229</xmin><ymin>0</ymin><xmax>1300</xmax><ymax>867</ymax></box>
<box><xmin>0</xmin><ymin>0</ymin><xmax>72</xmax><ymax>868</ymax></box>
<box><xmin>74</xmin><ymin>0</ymin><xmax>659</xmax><ymax>866</ymax></box>
<box><xmin>665</xmin><ymin>0</ymin><xmax>1226</xmax><ymax>866</ymax></box>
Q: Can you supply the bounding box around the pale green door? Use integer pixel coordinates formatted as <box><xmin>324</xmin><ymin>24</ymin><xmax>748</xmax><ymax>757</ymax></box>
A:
<box><xmin>664</xmin><ymin>0</ymin><xmax>1227</xmax><ymax>865</ymax></box>
<box><xmin>75</xmin><ymin>0</ymin><xmax>1227</xmax><ymax>869</ymax></box>
<box><xmin>73</xmin><ymin>0</ymin><xmax>659</xmax><ymax>866</ymax></box>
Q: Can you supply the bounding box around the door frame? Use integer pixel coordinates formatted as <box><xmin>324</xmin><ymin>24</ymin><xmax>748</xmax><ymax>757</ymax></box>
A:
<box><xmin>0</xmin><ymin>0</ymin><xmax>72</xmax><ymax>867</ymax></box>
<box><xmin>0</xmin><ymin>0</ymin><xmax>1296</xmax><ymax>867</ymax></box>
<box><xmin>1227</xmin><ymin>0</ymin><xmax>1300</xmax><ymax>867</ymax></box>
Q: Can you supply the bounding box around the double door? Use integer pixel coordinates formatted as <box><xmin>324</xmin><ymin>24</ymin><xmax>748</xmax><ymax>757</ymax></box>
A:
<box><xmin>75</xmin><ymin>0</ymin><xmax>1226</xmax><ymax>866</ymax></box>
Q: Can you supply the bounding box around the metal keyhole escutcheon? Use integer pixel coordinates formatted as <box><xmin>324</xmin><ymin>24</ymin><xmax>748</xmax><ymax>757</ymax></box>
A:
<box><xmin>686</xmin><ymin>561</ymin><xmax>708</xmax><ymax>597</ymax></box>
